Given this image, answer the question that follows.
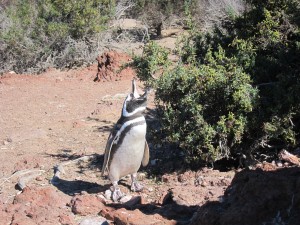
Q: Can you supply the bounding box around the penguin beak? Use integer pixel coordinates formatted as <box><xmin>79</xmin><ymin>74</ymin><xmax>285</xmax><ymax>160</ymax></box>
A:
<box><xmin>132</xmin><ymin>79</ymin><xmax>140</xmax><ymax>98</ymax></box>
<box><xmin>140</xmin><ymin>88</ymin><xmax>150</xmax><ymax>99</ymax></box>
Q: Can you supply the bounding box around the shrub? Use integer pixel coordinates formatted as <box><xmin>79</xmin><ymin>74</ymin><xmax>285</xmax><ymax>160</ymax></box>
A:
<box><xmin>0</xmin><ymin>0</ymin><xmax>114</xmax><ymax>74</ymax></box>
<box><xmin>134</xmin><ymin>0</ymin><xmax>300</xmax><ymax>165</ymax></box>
<box><xmin>154</xmin><ymin>46</ymin><xmax>258</xmax><ymax>164</ymax></box>
<box><xmin>132</xmin><ymin>41</ymin><xmax>170</xmax><ymax>87</ymax></box>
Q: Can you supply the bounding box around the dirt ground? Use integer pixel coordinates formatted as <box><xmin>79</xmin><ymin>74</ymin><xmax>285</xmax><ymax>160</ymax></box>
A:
<box><xmin>1</xmin><ymin>40</ymin><xmax>300</xmax><ymax>224</ymax></box>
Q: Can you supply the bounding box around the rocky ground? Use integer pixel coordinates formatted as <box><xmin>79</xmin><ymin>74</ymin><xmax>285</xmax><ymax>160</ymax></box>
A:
<box><xmin>1</xmin><ymin>29</ymin><xmax>300</xmax><ymax>225</ymax></box>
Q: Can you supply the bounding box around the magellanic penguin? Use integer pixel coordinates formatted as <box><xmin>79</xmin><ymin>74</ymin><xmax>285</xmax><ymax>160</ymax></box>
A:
<box><xmin>101</xmin><ymin>79</ymin><xmax>150</xmax><ymax>202</ymax></box>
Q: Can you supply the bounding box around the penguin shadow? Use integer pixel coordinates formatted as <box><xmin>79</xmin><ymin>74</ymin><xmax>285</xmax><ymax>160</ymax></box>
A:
<box><xmin>142</xmin><ymin>107</ymin><xmax>188</xmax><ymax>176</ymax></box>
<box><xmin>47</xmin><ymin>152</ymin><xmax>110</xmax><ymax>196</ymax></box>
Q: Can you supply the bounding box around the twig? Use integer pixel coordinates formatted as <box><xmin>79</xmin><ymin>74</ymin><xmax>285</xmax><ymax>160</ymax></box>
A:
<box><xmin>279</xmin><ymin>149</ymin><xmax>300</xmax><ymax>166</ymax></box>
<box><xmin>0</xmin><ymin>169</ymin><xmax>45</xmax><ymax>188</ymax></box>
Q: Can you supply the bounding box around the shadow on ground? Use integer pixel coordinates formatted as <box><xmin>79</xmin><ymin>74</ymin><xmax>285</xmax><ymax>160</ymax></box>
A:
<box><xmin>190</xmin><ymin>167</ymin><xmax>300</xmax><ymax>225</ymax></box>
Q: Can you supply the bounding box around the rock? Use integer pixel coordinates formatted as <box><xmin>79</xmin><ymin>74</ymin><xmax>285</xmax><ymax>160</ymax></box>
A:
<box><xmin>201</xmin><ymin>180</ymin><xmax>208</xmax><ymax>187</ymax></box>
<box><xmin>100</xmin><ymin>206</ymin><xmax>115</xmax><ymax>221</ymax></box>
<box><xmin>162</xmin><ymin>174</ymin><xmax>170</xmax><ymax>183</ymax></box>
<box><xmin>59</xmin><ymin>214</ymin><xmax>76</xmax><ymax>225</ymax></box>
<box><xmin>121</xmin><ymin>196</ymin><xmax>141</xmax><ymax>209</ymax></box>
<box><xmin>104</xmin><ymin>189</ymin><xmax>112</xmax><ymax>200</ymax></box>
<box><xmin>35</xmin><ymin>176</ymin><xmax>43</xmax><ymax>181</ymax></box>
<box><xmin>71</xmin><ymin>194</ymin><xmax>105</xmax><ymax>216</ymax></box>
<box><xmin>113</xmin><ymin>208</ymin><xmax>177</xmax><ymax>225</ymax></box>
<box><xmin>79</xmin><ymin>216</ymin><xmax>109</xmax><ymax>225</ymax></box>
<box><xmin>194</xmin><ymin>175</ymin><xmax>204</xmax><ymax>186</ymax></box>
<box><xmin>10</xmin><ymin>186</ymin><xmax>72</xmax><ymax>225</ymax></box>
<box><xmin>178</xmin><ymin>173</ymin><xmax>188</xmax><ymax>183</ymax></box>
<box><xmin>119</xmin><ymin>195</ymin><xmax>132</xmax><ymax>203</ymax></box>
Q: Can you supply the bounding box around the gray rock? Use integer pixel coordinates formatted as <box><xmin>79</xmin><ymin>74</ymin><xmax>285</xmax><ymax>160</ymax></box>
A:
<box><xmin>79</xmin><ymin>216</ymin><xmax>109</xmax><ymax>225</ymax></box>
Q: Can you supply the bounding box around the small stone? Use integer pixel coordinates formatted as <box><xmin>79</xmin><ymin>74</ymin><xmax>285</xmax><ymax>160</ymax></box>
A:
<box><xmin>35</xmin><ymin>176</ymin><xmax>43</xmax><ymax>181</ymax></box>
<box><xmin>104</xmin><ymin>189</ymin><xmax>112</xmax><ymax>200</ymax></box>
<box><xmin>162</xmin><ymin>175</ymin><xmax>169</xmax><ymax>183</ymax></box>
<box><xmin>100</xmin><ymin>206</ymin><xmax>115</xmax><ymax>221</ymax></box>
<box><xmin>119</xmin><ymin>195</ymin><xmax>132</xmax><ymax>203</ymax></box>
<box><xmin>178</xmin><ymin>174</ymin><xmax>187</xmax><ymax>183</ymax></box>
<box><xmin>201</xmin><ymin>181</ymin><xmax>208</xmax><ymax>187</ymax></box>
<box><xmin>146</xmin><ymin>187</ymin><xmax>154</xmax><ymax>192</ymax></box>
<box><xmin>59</xmin><ymin>214</ymin><xmax>75</xmax><ymax>225</ymax></box>
<box><xmin>194</xmin><ymin>176</ymin><xmax>204</xmax><ymax>186</ymax></box>
<box><xmin>79</xmin><ymin>216</ymin><xmax>109</xmax><ymax>225</ymax></box>
<box><xmin>122</xmin><ymin>196</ymin><xmax>141</xmax><ymax>209</ymax></box>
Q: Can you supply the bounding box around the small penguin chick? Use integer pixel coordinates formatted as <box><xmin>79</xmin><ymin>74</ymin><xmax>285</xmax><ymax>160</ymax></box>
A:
<box><xmin>102</xmin><ymin>79</ymin><xmax>150</xmax><ymax>202</ymax></box>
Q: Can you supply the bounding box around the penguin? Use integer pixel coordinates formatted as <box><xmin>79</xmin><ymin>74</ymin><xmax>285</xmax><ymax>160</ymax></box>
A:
<box><xmin>101</xmin><ymin>79</ymin><xmax>150</xmax><ymax>202</ymax></box>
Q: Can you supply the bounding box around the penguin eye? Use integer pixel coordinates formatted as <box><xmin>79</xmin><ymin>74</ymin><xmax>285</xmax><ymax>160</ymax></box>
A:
<box><xmin>130</xmin><ymin>93</ymin><xmax>134</xmax><ymax>99</ymax></box>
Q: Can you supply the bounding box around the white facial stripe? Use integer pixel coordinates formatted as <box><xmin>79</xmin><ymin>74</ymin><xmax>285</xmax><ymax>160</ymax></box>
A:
<box><xmin>113</xmin><ymin>116</ymin><xmax>145</xmax><ymax>144</ymax></box>
<box><xmin>123</xmin><ymin>105</ymin><xmax>146</xmax><ymax>117</ymax></box>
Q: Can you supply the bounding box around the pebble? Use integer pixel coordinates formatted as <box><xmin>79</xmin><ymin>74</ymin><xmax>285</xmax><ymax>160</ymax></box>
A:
<box><xmin>201</xmin><ymin>181</ymin><xmax>208</xmax><ymax>187</ymax></box>
<box><xmin>104</xmin><ymin>189</ymin><xmax>112</xmax><ymax>200</ymax></box>
<box><xmin>79</xmin><ymin>216</ymin><xmax>109</xmax><ymax>225</ymax></box>
<box><xmin>36</xmin><ymin>176</ymin><xmax>43</xmax><ymax>181</ymax></box>
<box><xmin>119</xmin><ymin>195</ymin><xmax>132</xmax><ymax>203</ymax></box>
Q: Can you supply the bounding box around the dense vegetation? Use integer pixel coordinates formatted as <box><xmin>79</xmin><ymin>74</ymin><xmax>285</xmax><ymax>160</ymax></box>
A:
<box><xmin>0</xmin><ymin>0</ymin><xmax>114</xmax><ymax>74</ymax></box>
<box><xmin>134</xmin><ymin>0</ymin><xmax>300</xmax><ymax>166</ymax></box>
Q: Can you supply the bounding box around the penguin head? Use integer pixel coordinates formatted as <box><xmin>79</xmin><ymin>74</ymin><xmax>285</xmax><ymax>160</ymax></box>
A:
<box><xmin>122</xmin><ymin>79</ymin><xmax>149</xmax><ymax>117</ymax></box>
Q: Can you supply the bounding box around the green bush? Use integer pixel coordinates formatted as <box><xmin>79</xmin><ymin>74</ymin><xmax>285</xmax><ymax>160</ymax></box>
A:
<box><xmin>134</xmin><ymin>0</ymin><xmax>300</xmax><ymax>165</ymax></box>
<box><xmin>132</xmin><ymin>41</ymin><xmax>170</xmax><ymax>87</ymax></box>
<box><xmin>154</xmin><ymin>46</ymin><xmax>258</xmax><ymax>164</ymax></box>
<box><xmin>0</xmin><ymin>0</ymin><xmax>114</xmax><ymax>74</ymax></box>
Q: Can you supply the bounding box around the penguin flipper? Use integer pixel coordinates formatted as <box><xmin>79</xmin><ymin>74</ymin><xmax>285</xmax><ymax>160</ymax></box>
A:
<box><xmin>101</xmin><ymin>132</ymin><xmax>115</xmax><ymax>176</ymax></box>
<box><xmin>141</xmin><ymin>141</ymin><xmax>150</xmax><ymax>167</ymax></box>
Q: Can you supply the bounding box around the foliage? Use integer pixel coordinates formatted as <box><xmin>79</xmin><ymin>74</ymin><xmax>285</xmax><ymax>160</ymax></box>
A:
<box><xmin>134</xmin><ymin>0</ymin><xmax>300</xmax><ymax>165</ymax></box>
<box><xmin>132</xmin><ymin>41</ymin><xmax>170</xmax><ymax>87</ymax></box>
<box><xmin>0</xmin><ymin>0</ymin><xmax>114</xmax><ymax>74</ymax></box>
<box><xmin>155</xmin><ymin>47</ymin><xmax>258</xmax><ymax>164</ymax></box>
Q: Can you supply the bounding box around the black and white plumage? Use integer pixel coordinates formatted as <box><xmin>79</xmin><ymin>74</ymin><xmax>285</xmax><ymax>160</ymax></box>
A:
<box><xmin>101</xmin><ymin>79</ymin><xmax>149</xmax><ymax>202</ymax></box>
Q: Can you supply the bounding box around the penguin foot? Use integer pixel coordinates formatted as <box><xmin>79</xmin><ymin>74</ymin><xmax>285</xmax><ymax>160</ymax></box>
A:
<box><xmin>112</xmin><ymin>187</ymin><xmax>124</xmax><ymax>202</ymax></box>
<box><xmin>131</xmin><ymin>181</ymin><xmax>144</xmax><ymax>192</ymax></box>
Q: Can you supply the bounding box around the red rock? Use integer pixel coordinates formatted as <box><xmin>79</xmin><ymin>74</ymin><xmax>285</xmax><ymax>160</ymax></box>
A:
<box><xmin>59</xmin><ymin>213</ymin><xmax>76</xmax><ymax>225</ymax></box>
<box><xmin>9</xmin><ymin>186</ymin><xmax>72</xmax><ymax>225</ymax></box>
<box><xmin>113</xmin><ymin>208</ymin><xmax>176</xmax><ymax>225</ymax></box>
<box><xmin>100</xmin><ymin>206</ymin><xmax>115</xmax><ymax>221</ymax></box>
<box><xmin>161</xmin><ymin>175</ymin><xmax>170</xmax><ymax>183</ymax></box>
<box><xmin>71</xmin><ymin>194</ymin><xmax>105</xmax><ymax>216</ymax></box>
